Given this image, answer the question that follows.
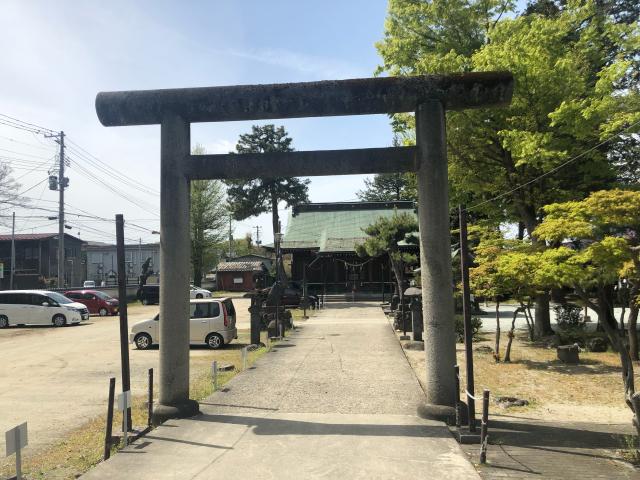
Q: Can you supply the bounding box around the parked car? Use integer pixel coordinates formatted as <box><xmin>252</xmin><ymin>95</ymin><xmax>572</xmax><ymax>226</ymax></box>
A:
<box><xmin>64</xmin><ymin>290</ymin><xmax>119</xmax><ymax>316</ymax></box>
<box><xmin>0</xmin><ymin>290</ymin><xmax>89</xmax><ymax>328</ymax></box>
<box><xmin>83</xmin><ymin>280</ymin><xmax>96</xmax><ymax>288</ymax></box>
<box><xmin>190</xmin><ymin>286</ymin><xmax>212</xmax><ymax>299</ymax></box>
<box><xmin>138</xmin><ymin>284</ymin><xmax>159</xmax><ymax>305</ymax></box>
<box><xmin>130</xmin><ymin>298</ymin><xmax>237</xmax><ymax>350</ymax></box>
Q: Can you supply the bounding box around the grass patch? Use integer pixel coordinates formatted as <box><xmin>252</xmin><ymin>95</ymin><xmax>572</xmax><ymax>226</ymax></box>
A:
<box><xmin>0</xmin><ymin>329</ymin><xmax>268</xmax><ymax>480</ymax></box>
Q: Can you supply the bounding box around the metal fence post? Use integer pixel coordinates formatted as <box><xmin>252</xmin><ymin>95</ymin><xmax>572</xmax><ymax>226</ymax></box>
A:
<box><xmin>480</xmin><ymin>389</ymin><xmax>490</xmax><ymax>464</ymax></box>
<box><xmin>147</xmin><ymin>368</ymin><xmax>153</xmax><ymax>428</ymax></box>
<box><xmin>454</xmin><ymin>365</ymin><xmax>461</xmax><ymax>428</ymax></box>
<box><xmin>104</xmin><ymin>377</ymin><xmax>116</xmax><ymax>460</ymax></box>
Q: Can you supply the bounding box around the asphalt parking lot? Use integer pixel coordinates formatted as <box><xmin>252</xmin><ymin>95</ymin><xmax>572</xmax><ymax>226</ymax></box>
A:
<box><xmin>0</xmin><ymin>297</ymin><xmax>251</xmax><ymax>455</ymax></box>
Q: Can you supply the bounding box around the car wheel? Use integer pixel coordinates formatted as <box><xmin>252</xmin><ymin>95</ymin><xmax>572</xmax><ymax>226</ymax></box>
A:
<box><xmin>196</xmin><ymin>293</ymin><xmax>203</xmax><ymax>299</ymax></box>
<box><xmin>206</xmin><ymin>333</ymin><xmax>224</xmax><ymax>349</ymax></box>
<box><xmin>53</xmin><ymin>314</ymin><xmax>66</xmax><ymax>327</ymax></box>
<box><xmin>134</xmin><ymin>333</ymin><xmax>153</xmax><ymax>350</ymax></box>
<box><xmin>99</xmin><ymin>308</ymin><xmax>108</xmax><ymax>316</ymax></box>
<box><xmin>142</xmin><ymin>298</ymin><xmax>149</xmax><ymax>306</ymax></box>
<box><xmin>0</xmin><ymin>315</ymin><xmax>8</xmax><ymax>328</ymax></box>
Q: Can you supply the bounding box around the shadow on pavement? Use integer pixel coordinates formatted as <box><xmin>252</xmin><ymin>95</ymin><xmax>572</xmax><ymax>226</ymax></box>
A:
<box><xmin>188</xmin><ymin>414</ymin><xmax>450</xmax><ymax>438</ymax></box>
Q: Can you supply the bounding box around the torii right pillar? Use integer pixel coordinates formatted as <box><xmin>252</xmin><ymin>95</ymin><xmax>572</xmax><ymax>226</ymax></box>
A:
<box><xmin>416</xmin><ymin>100</ymin><xmax>457</xmax><ymax>421</ymax></box>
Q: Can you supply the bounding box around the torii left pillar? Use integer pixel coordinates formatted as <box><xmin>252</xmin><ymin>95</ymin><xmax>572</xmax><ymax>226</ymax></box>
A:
<box><xmin>153</xmin><ymin>113</ymin><xmax>199</xmax><ymax>424</ymax></box>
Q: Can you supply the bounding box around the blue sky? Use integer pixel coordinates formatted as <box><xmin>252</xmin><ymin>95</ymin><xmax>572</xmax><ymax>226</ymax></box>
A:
<box><xmin>0</xmin><ymin>0</ymin><xmax>395</xmax><ymax>244</ymax></box>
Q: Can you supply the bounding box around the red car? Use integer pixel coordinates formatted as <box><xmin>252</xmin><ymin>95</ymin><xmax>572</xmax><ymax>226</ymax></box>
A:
<box><xmin>64</xmin><ymin>290</ymin><xmax>119</xmax><ymax>316</ymax></box>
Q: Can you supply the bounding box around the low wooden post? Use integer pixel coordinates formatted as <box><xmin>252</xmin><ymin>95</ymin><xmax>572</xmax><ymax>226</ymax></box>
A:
<box><xmin>454</xmin><ymin>365</ymin><xmax>461</xmax><ymax>428</ymax></box>
<box><xmin>104</xmin><ymin>377</ymin><xmax>116</xmax><ymax>460</ymax></box>
<box><xmin>480</xmin><ymin>389</ymin><xmax>490</xmax><ymax>464</ymax></box>
<box><xmin>147</xmin><ymin>368</ymin><xmax>153</xmax><ymax>428</ymax></box>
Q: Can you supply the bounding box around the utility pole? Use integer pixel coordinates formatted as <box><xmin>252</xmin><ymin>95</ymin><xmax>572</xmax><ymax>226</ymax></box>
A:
<box><xmin>138</xmin><ymin>238</ymin><xmax>142</xmax><ymax>275</ymax></box>
<box><xmin>46</xmin><ymin>131</ymin><xmax>66</xmax><ymax>287</ymax></box>
<box><xmin>254</xmin><ymin>225</ymin><xmax>261</xmax><ymax>246</ymax></box>
<box><xmin>10</xmin><ymin>212</ymin><xmax>15</xmax><ymax>289</ymax></box>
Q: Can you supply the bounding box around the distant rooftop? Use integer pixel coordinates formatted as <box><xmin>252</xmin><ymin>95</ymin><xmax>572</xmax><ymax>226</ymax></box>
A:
<box><xmin>0</xmin><ymin>232</ymin><xmax>83</xmax><ymax>242</ymax></box>
<box><xmin>282</xmin><ymin>201</ymin><xmax>417</xmax><ymax>253</ymax></box>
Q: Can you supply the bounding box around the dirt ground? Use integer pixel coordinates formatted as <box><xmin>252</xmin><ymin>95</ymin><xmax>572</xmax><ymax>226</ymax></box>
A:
<box><xmin>0</xmin><ymin>296</ymin><xmax>253</xmax><ymax>456</ymax></box>
<box><xmin>403</xmin><ymin>330</ymin><xmax>636</xmax><ymax>424</ymax></box>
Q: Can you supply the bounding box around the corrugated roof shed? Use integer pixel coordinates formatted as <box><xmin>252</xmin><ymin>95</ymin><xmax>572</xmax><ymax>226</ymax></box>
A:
<box><xmin>282</xmin><ymin>201</ymin><xmax>417</xmax><ymax>253</ymax></box>
<box><xmin>0</xmin><ymin>232</ymin><xmax>84</xmax><ymax>242</ymax></box>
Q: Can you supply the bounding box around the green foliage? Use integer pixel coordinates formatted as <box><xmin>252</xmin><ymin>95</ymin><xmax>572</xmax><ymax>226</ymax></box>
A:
<box><xmin>533</xmin><ymin>189</ymin><xmax>640</xmax><ymax>291</ymax></box>
<box><xmin>190</xmin><ymin>144</ymin><xmax>228</xmax><ymax>286</ymax></box>
<box><xmin>357</xmin><ymin>173</ymin><xmax>417</xmax><ymax>202</ymax></box>
<box><xmin>356</xmin><ymin>211</ymin><xmax>418</xmax><ymax>260</ymax></box>
<box><xmin>454</xmin><ymin>315</ymin><xmax>483</xmax><ymax>342</ymax></box>
<box><xmin>553</xmin><ymin>303</ymin><xmax>585</xmax><ymax>329</ymax></box>
<box><xmin>224</xmin><ymin>125</ymin><xmax>310</xmax><ymax>236</ymax></box>
<box><xmin>377</xmin><ymin>0</ymin><xmax>640</xmax><ymax>232</ymax></box>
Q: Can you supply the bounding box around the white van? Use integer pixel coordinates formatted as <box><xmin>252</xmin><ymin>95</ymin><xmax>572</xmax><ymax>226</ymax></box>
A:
<box><xmin>130</xmin><ymin>298</ymin><xmax>237</xmax><ymax>350</ymax></box>
<box><xmin>0</xmin><ymin>290</ymin><xmax>89</xmax><ymax>327</ymax></box>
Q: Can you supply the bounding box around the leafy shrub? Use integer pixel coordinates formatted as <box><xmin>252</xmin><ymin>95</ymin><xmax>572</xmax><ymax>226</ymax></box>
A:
<box><xmin>454</xmin><ymin>315</ymin><xmax>482</xmax><ymax>342</ymax></box>
<box><xmin>553</xmin><ymin>303</ymin><xmax>585</xmax><ymax>330</ymax></box>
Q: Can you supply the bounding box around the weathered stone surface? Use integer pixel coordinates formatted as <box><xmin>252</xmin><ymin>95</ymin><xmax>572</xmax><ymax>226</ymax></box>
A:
<box><xmin>557</xmin><ymin>344</ymin><xmax>580</xmax><ymax>364</ymax></box>
<box><xmin>96</xmin><ymin>72</ymin><xmax>514</xmax><ymax>126</ymax></box>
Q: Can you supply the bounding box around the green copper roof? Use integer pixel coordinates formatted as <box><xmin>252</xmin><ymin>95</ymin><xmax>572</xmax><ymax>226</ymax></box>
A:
<box><xmin>282</xmin><ymin>201</ymin><xmax>417</xmax><ymax>253</ymax></box>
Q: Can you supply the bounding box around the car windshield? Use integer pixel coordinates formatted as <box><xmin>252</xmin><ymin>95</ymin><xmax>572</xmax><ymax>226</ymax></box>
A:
<box><xmin>47</xmin><ymin>292</ymin><xmax>73</xmax><ymax>305</ymax></box>
<box><xmin>94</xmin><ymin>291</ymin><xmax>112</xmax><ymax>300</ymax></box>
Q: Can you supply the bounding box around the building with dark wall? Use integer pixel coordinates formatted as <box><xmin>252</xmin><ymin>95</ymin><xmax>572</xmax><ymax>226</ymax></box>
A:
<box><xmin>277</xmin><ymin>201</ymin><xmax>418</xmax><ymax>295</ymax></box>
<box><xmin>0</xmin><ymin>233</ymin><xmax>85</xmax><ymax>289</ymax></box>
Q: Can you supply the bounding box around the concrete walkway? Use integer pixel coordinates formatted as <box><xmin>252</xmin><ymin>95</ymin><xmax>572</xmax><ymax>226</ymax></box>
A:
<box><xmin>82</xmin><ymin>302</ymin><xmax>478</xmax><ymax>479</ymax></box>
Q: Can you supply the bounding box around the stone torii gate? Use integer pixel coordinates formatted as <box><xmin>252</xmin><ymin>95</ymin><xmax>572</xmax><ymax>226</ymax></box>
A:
<box><xmin>95</xmin><ymin>72</ymin><xmax>513</xmax><ymax>424</ymax></box>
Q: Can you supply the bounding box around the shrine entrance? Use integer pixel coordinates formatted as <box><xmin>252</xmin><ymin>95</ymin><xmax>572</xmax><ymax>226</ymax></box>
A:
<box><xmin>95</xmin><ymin>72</ymin><xmax>513</xmax><ymax>423</ymax></box>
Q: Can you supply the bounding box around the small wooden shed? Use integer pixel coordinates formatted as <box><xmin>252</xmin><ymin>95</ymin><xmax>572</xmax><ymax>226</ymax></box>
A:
<box><xmin>215</xmin><ymin>260</ymin><xmax>267</xmax><ymax>291</ymax></box>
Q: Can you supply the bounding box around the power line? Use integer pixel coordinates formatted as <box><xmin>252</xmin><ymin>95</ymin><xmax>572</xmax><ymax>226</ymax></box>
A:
<box><xmin>467</xmin><ymin>118</ymin><xmax>640</xmax><ymax>212</ymax></box>
<box><xmin>65</xmin><ymin>139</ymin><xmax>159</xmax><ymax>196</ymax></box>
<box><xmin>0</xmin><ymin>114</ymin><xmax>56</xmax><ymax>135</ymax></box>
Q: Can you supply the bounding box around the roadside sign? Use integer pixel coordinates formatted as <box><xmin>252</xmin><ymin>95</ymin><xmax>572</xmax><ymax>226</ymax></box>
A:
<box><xmin>117</xmin><ymin>390</ymin><xmax>131</xmax><ymax>411</ymax></box>
<box><xmin>5</xmin><ymin>422</ymin><xmax>27</xmax><ymax>457</ymax></box>
<box><xmin>5</xmin><ymin>422</ymin><xmax>27</xmax><ymax>480</ymax></box>
<box><xmin>0</xmin><ymin>262</ymin><xmax>4</xmax><ymax>279</ymax></box>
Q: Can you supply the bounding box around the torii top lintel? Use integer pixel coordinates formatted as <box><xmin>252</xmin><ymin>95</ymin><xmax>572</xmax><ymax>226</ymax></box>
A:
<box><xmin>95</xmin><ymin>72</ymin><xmax>513</xmax><ymax>127</ymax></box>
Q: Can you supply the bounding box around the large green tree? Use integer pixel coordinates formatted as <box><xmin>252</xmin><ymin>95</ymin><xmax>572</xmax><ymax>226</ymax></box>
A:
<box><xmin>377</xmin><ymin>0</ymin><xmax>640</xmax><ymax>336</ymax></box>
<box><xmin>225</xmin><ymin>125</ymin><xmax>310</xmax><ymax>239</ymax></box>
<box><xmin>190</xmin><ymin>145</ymin><xmax>228</xmax><ymax>286</ymax></box>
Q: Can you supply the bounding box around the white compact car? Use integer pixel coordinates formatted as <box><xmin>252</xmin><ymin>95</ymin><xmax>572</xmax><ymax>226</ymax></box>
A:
<box><xmin>130</xmin><ymin>298</ymin><xmax>237</xmax><ymax>350</ymax></box>
<box><xmin>0</xmin><ymin>290</ymin><xmax>90</xmax><ymax>327</ymax></box>
<box><xmin>189</xmin><ymin>286</ymin><xmax>212</xmax><ymax>299</ymax></box>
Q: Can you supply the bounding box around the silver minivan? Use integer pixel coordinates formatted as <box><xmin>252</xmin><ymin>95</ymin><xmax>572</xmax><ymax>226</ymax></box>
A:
<box><xmin>130</xmin><ymin>298</ymin><xmax>238</xmax><ymax>350</ymax></box>
<box><xmin>0</xmin><ymin>290</ymin><xmax>90</xmax><ymax>327</ymax></box>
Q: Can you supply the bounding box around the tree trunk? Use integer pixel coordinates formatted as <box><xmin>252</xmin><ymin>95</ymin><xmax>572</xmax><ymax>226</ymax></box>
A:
<box><xmin>591</xmin><ymin>285</ymin><xmax>640</xmax><ymax>435</ymax></box>
<box><xmin>629</xmin><ymin>282</ymin><xmax>639</xmax><ymax>361</ymax></box>
<box><xmin>389</xmin><ymin>254</ymin><xmax>405</xmax><ymax>308</ymax></box>
<box><xmin>521</xmin><ymin>301</ymin><xmax>535</xmax><ymax>341</ymax></box>
<box><xmin>620</xmin><ymin>306</ymin><xmax>626</xmax><ymax>334</ymax></box>
<box><xmin>504</xmin><ymin>307</ymin><xmax>523</xmax><ymax>363</ymax></box>
<box><xmin>494</xmin><ymin>300</ymin><xmax>501</xmax><ymax>362</ymax></box>
<box><xmin>630</xmin><ymin>303</ymin><xmax>639</xmax><ymax>361</ymax></box>
<box><xmin>534</xmin><ymin>292</ymin><xmax>553</xmax><ymax>337</ymax></box>
<box><xmin>270</xmin><ymin>189</ymin><xmax>279</xmax><ymax>241</ymax></box>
